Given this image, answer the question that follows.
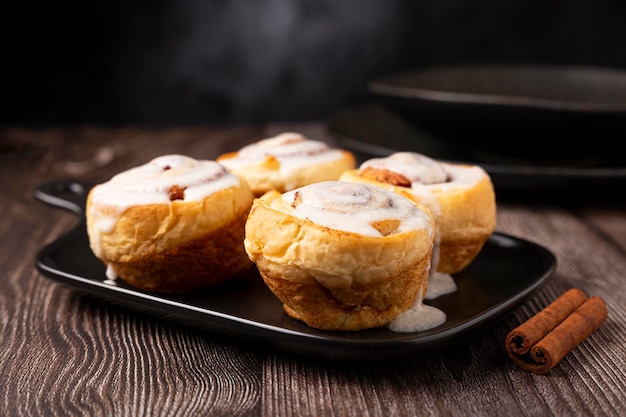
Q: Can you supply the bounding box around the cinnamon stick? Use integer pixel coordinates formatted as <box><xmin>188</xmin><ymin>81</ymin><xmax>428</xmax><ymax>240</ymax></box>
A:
<box><xmin>505</xmin><ymin>288</ymin><xmax>608</xmax><ymax>374</ymax></box>
<box><xmin>506</xmin><ymin>288</ymin><xmax>587</xmax><ymax>355</ymax></box>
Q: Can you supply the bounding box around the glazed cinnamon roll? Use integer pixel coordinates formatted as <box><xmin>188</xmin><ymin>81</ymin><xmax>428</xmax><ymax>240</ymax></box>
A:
<box><xmin>244</xmin><ymin>181</ymin><xmax>436</xmax><ymax>331</ymax></box>
<box><xmin>340</xmin><ymin>152</ymin><xmax>496</xmax><ymax>277</ymax></box>
<box><xmin>86</xmin><ymin>154</ymin><xmax>255</xmax><ymax>293</ymax></box>
<box><xmin>217</xmin><ymin>132</ymin><xmax>356</xmax><ymax>196</ymax></box>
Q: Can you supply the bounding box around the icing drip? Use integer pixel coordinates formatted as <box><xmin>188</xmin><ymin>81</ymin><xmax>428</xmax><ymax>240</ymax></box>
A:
<box><xmin>424</xmin><ymin>235</ymin><xmax>457</xmax><ymax>300</ymax></box>
<box><xmin>387</xmin><ymin>248</ymin><xmax>451</xmax><ymax>333</ymax></box>
<box><xmin>281</xmin><ymin>181</ymin><xmax>434</xmax><ymax>238</ymax></box>
<box><xmin>425</xmin><ymin>272</ymin><xmax>457</xmax><ymax>299</ymax></box>
<box><xmin>105</xmin><ymin>264</ymin><xmax>117</xmax><ymax>280</ymax></box>
<box><xmin>388</xmin><ymin>302</ymin><xmax>447</xmax><ymax>333</ymax></box>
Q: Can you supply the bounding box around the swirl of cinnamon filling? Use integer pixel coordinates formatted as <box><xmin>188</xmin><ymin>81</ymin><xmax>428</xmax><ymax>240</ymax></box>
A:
<box><xmin>281</xmin><ymin>181</ymin><xmax>433</xmax><ymax>238</ymax></box>
<box><xmin>90</xmin><ymin>155</ymin><xmax>238</xmax><ymax>214</ymax></box>
<box><xmin>219</xmin><ymin>132</ymin><xmax>348</xmax><ymax>171</ymax></box>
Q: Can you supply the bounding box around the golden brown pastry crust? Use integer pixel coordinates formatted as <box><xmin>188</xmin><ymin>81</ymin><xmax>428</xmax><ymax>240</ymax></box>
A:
<box><xmin>86</xmin><ymin>173</ymin><xmax>255</xmax><ymax>293</ymax></box>
<box><xmin>218</xmin><ymin>150</ymin><xmax>356</xmax><ymax>197</ymax></box>
<box><xmin>340</xmin><ymin>162</ymin><xmax>496</xmax><ymax>274</ymax></box>
<box><xmin>216</xmin><ymin>133</ymin><xmax>356</xmax><ymax>196</ymax></box>
<box><xmin>244</xmin><ymin>186</ymin><xmax>435</xmax><ymax>331</ymax></box>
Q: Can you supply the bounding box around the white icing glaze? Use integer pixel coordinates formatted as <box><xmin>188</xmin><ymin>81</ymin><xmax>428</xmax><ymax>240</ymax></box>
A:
<box><xmin>105</xmin><ymin>264</ymin><xmax>117</xmax><ymax>280</ymax></box>
<box><xmin>358</xmin><ymin>151</ymin><xmax>485</xmax><ymax>232</ymax></box>
<box><xmin>386</xmin><ymin>249</ymin><xmax>452</xmax><ymax>333</ymax></box>
<box><xmin>388</xmin><ymin>301</ymin><xmax>446</xmax><ymax>333</ymax></box>
<box><xmin>424</xmin><ymin>272</ymin><xmax>457</xmax><ymax>299</ymax></box>
<box><xmin>88</xmin><ymin>154</ymin><xmax>243</xmax><ymax>258</ymax></box>
<box><xmin>361</xmin><ymin>152</ymin><xmax>448</xmax><ymax>184</ymax></box>
<box><xmin>423</xmin><ymin>234</ymin><xmax>457</xmax><ymax>300</ymax></box>
<box><xmin>92</xmin><ymin>155</ymin><xmax>239</xmax><ymax>212</ymax></box>
<box><xmin>219</xmin><ymin>132</ymin><xmax>346</xmax><ymax>179</ymax></box>
<box><xmin>238</xmin><ymin>132</ymin><xmax>329</xmax><ymax>158</ymax></box>
<box><xmin>360</xmin><ymin>151</ymin><xmax>486</xmax><ymax>193</ymax></box>
<box><xmin>280</xmin><ymin>181</ymin><xmax>434</xmax><ymax>238</ymax></box>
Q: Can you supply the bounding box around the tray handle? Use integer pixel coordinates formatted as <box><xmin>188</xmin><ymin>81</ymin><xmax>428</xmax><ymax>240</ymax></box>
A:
<box><xmin>34</xmin><ymin>180</ymin><xmax>88</xmax><ymax>215</ymax></box>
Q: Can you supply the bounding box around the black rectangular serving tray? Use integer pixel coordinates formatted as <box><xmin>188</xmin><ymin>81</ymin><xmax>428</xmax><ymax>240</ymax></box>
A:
<box><xmin>34</xmin><ymin>180</ymin><xmax>556</xmax><ymax>364</ymax></box>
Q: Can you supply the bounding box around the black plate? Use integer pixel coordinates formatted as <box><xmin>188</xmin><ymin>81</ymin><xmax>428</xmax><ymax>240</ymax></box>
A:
<box><xmin>327</xmin><ymin>102</ymin><xmax>626</xmax><ymax>195</ymax></box>
<box><xmin>34</xmin><ymin>180</ymin><xmax>556</xmax><ymax>365</ymax></box>
<box><xmin>369</xmin><ymin>65</ymin><xmax>626</xmax><ymax>159</ymax></box>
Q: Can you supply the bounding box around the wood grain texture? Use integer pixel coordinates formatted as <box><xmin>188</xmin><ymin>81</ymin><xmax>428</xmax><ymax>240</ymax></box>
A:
<box><xmin>1</xmin><ymin>126</ymin><xmax>625</xmax><ymax>417</ymax></box>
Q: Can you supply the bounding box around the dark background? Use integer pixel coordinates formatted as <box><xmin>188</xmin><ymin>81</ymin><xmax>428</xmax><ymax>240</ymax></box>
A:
<box><xmin>6</xmin><ymin>0</ymin><xmax>626</xmax><ymax>126</ymax></box>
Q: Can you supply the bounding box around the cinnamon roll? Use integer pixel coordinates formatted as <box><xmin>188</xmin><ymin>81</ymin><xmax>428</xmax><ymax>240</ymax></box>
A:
<box><xmin>340</xmin><ymin>152</ymin><xmax>496</xmax><ymax>276</ymax></box>
<box><xmin>244</xmin><ymin>181</ymin><xmax>436</xmax><ymax>331</ymax></box>
<box><xmin>217</xmin><ymin>132</ymin><xmax>356</xmax><ymax>196</ymax></box>
<box><xmin>86</xmin><ymin>154</ymin><xmax>255</xmax><ymax>293</ymax></box>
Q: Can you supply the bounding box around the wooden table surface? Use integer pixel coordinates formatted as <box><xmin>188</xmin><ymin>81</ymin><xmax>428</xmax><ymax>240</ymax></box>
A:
<box><xmin>1</xmin><ymin>124</ymin><xmax>625</xmax><ymax>417</ymax></box>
